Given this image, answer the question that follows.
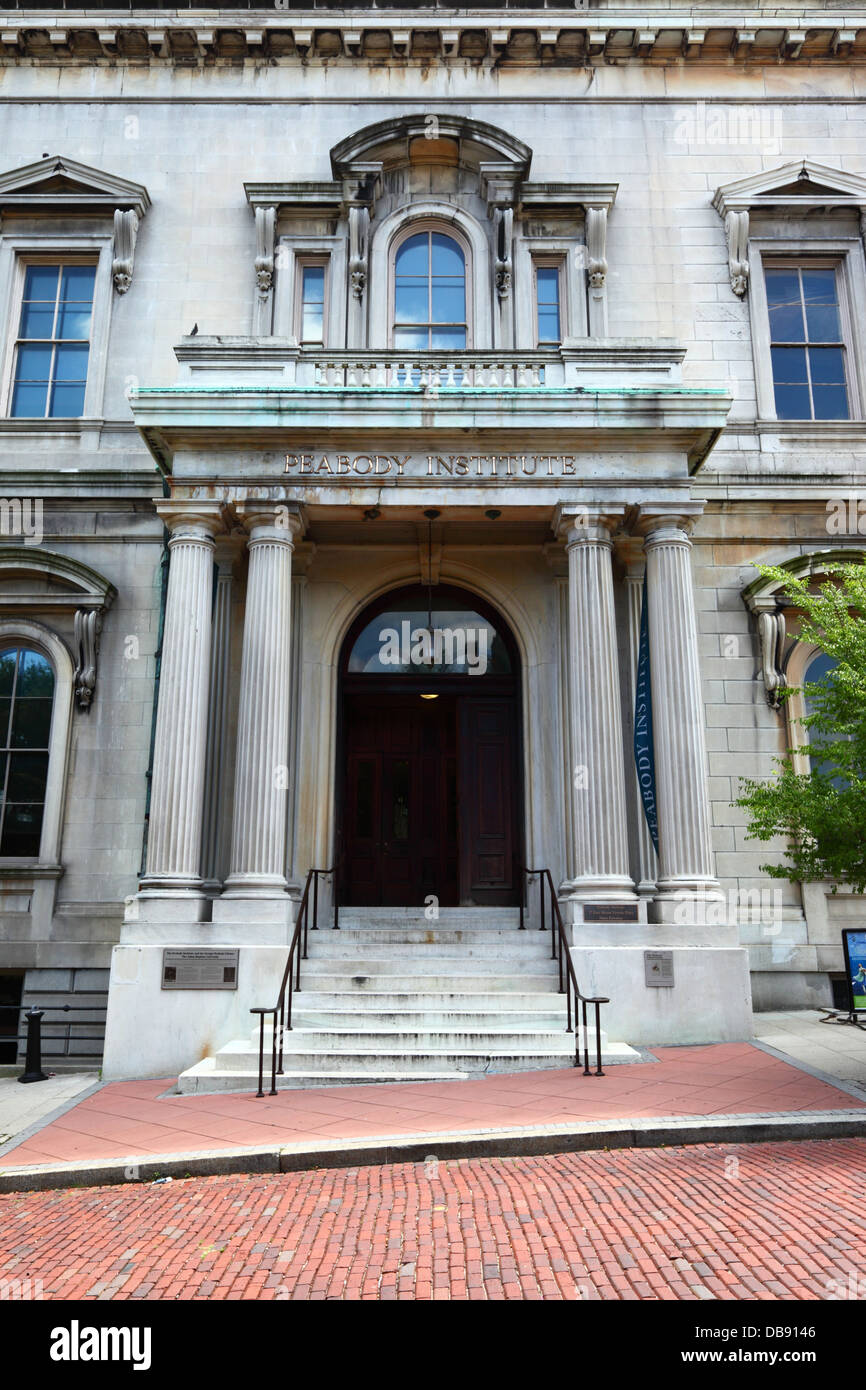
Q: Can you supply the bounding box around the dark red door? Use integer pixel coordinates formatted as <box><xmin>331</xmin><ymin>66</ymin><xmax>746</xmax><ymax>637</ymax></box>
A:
<box><xmin>343</xmin><ymin>695</ymin><xmax>459</xmax><ymax>906</ymax></box>
<box><xmin>457</xmin><ymin>698</ymin><xmax>518</xmax><ymax>905</ymax></box>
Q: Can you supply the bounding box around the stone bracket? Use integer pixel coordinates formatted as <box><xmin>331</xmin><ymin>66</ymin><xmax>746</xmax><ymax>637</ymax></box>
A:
<box><xmin>253</xmin><ymin>205</ymin><xmax>276</xmax><ymax>334</ymax></box>
<box><xmin>585</xmin><ymin>206</ymin><xmax>609</xmax><ymax>336</ymax></box>
<box><xmin>348</xmin><ymin>205</ymin><xmax>370</xmax><ymax>302</ymax></box>
<box><xmin>493</xmin><ymin>205</ymin><xmax>513</xmax><ymax>301</ymax></box>
<box><xmin>724</xmin><ymin>209</ymin><xmax>750</xmax><ymax>297</ymax></box>
<box><xmin>112</xmin><ymin>208</ymin><xmax>139</xmax><ymax>294</ymax></box>
<box><xmin>72</xmin><ymin>606</ymin><xmax>104</xmax><ymax>710</ymax></box>
<box><xmin>744</xmin><ymin>594</ymin><xmax>788</xmax><ymax>710</ymax></box>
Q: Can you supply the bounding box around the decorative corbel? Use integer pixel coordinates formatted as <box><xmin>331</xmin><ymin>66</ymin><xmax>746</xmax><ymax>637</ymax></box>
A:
<box><xmin>585</xmin><ymin>206</ymin><xmax>608</xmax><ymax>290</ymax></box>
<box><xmin>494</xmin><ymin>206</ymin><xmax>513</xmax><ymax>300</ymax></box>
<box><xmin>348</xmin><ymin>205</ymin><xmax>370</xmax><ymax>301</ymax></box>
<box><xmin>112</xmin><ymin>209</ymin><xmax>139</xmax><ymax>294</ymax></box>
<box><xmin>724</xmin><ymin>209</ymin><xmax>750</xmax><ymax>297</ymax></box>
<box><xmin>72</xmin><ymin>607</ymin><xmax>104</xmax><ymax>711</ymax></box>
<box><xmin>254</xmin><ymin>205</ymin><xmax>276</xmax><ymax>298</ymax></box>
<box><xmin>755</xmin><ymin>603</ymin><xmax>787</xmax><ymax>709</ymax></box>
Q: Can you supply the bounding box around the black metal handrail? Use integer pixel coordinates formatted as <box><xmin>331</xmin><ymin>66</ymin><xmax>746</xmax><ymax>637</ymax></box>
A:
<box><xmin>250</xmin><ymin>864</ymin><xmax>336</xmax><ymax>1097</ymax></box>
<box><xmin>518</xmin><ymin>866</ymin><xmax>609</xmax><ymax>1076</ymax></box>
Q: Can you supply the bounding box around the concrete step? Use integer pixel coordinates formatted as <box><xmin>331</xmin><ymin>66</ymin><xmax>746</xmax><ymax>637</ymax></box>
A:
<box><xmin>288</xmin><ymin>972</ymin><xmax>562</xmax><ymax>992</ymax></box>
<box><xmin>306</xmin><ymin>928</ymin><xmax>554</xmax><ymax>950</ymax></box>
<box><xmin>177</xmin><ymin>1040</ymin><xmax>640</xmax><ymax>1093</ymax></box>
<box><xmin>284</xmin><ymin>989</ymin><xmax>569</xmax><ymax>1011</ymax></box>
<box><xmin>289</xmin><ymin>1008</ymin><xmax>569</xmax><ymax>1028</ymax></box>
<box><xmin>335</xmin><ymin>908</ymin><xmax>522</xmax><ymax>930</ymax></box>
<box><xmin>211</xmin><ymin>1037</ymin><xmax>625</xmax><ymax>1071</ymax></box>
<box><xmin>300</xmin><ymin>956</ymin><xmax>559</xmax><ymax>976</ymax></box>
<box><xmin>241</xmin><ymin>1026</ymin><xmax>581</xmax><ymax>1052</ymax></box>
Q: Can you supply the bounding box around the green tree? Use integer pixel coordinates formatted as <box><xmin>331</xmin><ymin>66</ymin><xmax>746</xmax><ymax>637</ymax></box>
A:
<box><xmin>735</xmin><ymin>560</ymin><xmax>866</xmax><ymax>892</ymax></box>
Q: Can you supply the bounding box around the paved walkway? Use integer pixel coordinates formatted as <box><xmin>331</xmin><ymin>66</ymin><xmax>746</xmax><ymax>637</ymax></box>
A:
<box><xmin>2</xmin><ymin>1138</ymin><xmax>863</xmax><ymax>1299</ymax></box>
<box><xmin>1</xmin><ymin>1042</ymin><xmax>862</xmax><ymax>1171</ymax></box>
<box><xmin>0</xmin><ymin>1072</ymin><xmax>99</xmax><ymax>1148</ymax></box>
<box><xmin>754</xmin><ymin>1008</ymin><xmax>866</xmax><ymax>1086</ymax></box>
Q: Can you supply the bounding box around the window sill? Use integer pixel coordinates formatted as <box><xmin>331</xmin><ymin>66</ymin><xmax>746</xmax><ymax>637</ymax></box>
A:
<box><xmin>755</xmin><ymin>419</ymin><xmax>866</xmax><ymax>443</ymax></box>
<box><xmin>0</xmin><ymin>861</ymin><xmax>63</xmax><ymax>880</ymax></box>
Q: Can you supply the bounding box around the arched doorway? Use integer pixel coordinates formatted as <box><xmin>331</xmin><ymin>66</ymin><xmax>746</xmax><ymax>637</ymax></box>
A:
<box><xmin>337</xmin><ymin>584</ymin><xmax>523</xmax><ymax>907</ymax></box>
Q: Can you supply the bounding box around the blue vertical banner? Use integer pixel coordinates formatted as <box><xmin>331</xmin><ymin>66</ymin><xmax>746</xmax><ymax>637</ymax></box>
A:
<box><xmin>634</xmin><ymin>571</ymin><xmax>659</xmax><ymax>855</ymax></box>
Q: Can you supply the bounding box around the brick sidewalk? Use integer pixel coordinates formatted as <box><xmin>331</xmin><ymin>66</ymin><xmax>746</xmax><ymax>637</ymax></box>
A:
<box><xmin>2</xmin><ymin>1138</ymin><xmax>864</xmax><ymax>1299</ymax></box>
<box><xmin>2</xmin><ymin>1042</ymin><xmax>862</xmax><ymax>1169</ymax></box>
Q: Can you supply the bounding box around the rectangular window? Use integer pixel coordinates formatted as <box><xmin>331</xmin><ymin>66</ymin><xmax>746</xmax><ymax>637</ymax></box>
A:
<box><xmin>766</xmin><ymin>264</ymin><xmax>850</xmax><ymax>421</ymax></box>
<box><xmin>10</xmin><ymin>262</ymin><xmax>96</xmax><ymax>418</ymax></box>
<box><xmin>535</xmin><ymin>263</ymin><xmax>562</xmax><ymax>346</ymax></box>
<box><xmin>298</xmin><ymin>261</ymin><xmax>327</xmax><ymax>345</ymax></box>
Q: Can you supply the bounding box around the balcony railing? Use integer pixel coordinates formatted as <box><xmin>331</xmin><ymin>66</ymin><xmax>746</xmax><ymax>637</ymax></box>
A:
<box><xmin>308</xmin><ymin>351</ymin><xmax>555</xmax><ymax>390</ymax></box>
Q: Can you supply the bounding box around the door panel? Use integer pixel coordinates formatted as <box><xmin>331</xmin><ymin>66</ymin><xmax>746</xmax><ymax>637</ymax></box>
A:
<box><xmin>458</xmin><ymin>698</ymin><xmax>518</xmax><ymax>905</ymax></box>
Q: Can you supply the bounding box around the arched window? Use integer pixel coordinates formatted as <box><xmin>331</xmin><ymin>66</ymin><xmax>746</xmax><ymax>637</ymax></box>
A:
<box><xmin>393</xmin><ymin>230</ymin><xmax>467</xmax><ymax>350</ymax></box>
<box><xmin>803</xmin><ymin>650</ymin><xmax>846</xmax><ymax>786</ymax></box>
<box><xmin>0</xmin><ymin>645</ymin><xmax>55</xmax><ymax>856</ymax></box>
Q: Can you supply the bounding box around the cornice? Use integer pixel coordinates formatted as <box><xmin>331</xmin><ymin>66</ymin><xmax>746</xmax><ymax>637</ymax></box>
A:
<box><xmin>1</xmin><ymin>14</ymin><xmax>865</xmax><ymax>67</ymax></box>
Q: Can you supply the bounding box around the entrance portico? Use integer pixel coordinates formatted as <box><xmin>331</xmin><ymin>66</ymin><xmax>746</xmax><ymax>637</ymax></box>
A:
<box><xmin>100</xmin><ymin>337</ymin><xmax>752</xmax><ymax>1081</ymax></box>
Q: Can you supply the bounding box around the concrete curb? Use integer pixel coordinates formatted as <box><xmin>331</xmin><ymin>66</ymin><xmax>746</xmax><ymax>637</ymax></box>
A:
<box><xmin>1</xmin><ymin>1108</ymin><xmax>864</xmax><ymax>1193</ymax></box>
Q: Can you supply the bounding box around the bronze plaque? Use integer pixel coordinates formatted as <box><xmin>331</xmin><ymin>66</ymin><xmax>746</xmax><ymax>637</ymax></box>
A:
<box><xmin>161</xmin><ymin>949</ymin><xmax>239</xmax><ymax>991</ymax></box>
<box><xmin>644</xmin><ymin>950</ymin><xmax>675</xmax><ymax>988</ymax></box>
<box><xmin>583</xmin><ymin>904</ymin><xmax>639</xmax><ymax>923</ymax></box>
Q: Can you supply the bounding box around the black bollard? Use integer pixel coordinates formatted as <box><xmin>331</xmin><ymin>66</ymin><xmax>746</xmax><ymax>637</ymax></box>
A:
<box><xmin>17</xmin><ymin>1008</ymin><xmax>49</xmax><ymax>1084</ymax></box>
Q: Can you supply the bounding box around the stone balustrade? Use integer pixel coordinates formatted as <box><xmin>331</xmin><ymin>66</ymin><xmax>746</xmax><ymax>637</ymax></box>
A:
<box><xmin>309</xmin><ymin>354</ymin><xmax>553</xmax><ymax>391</ymax></box>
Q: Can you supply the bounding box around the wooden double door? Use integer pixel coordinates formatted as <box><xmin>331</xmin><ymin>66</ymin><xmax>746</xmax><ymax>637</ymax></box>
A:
<box><xmin>342</xmin><ymin>692</ymin><xmax>520</xmax><ymax>906</ymax></box>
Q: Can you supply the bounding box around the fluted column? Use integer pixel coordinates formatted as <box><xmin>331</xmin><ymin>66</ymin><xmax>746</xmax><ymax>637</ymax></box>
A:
<box><xmin>624</xmin><ymin>558</ymin><xmax>658</xmax><ymax>899</ymax></box>
<box><xmin>221</xmin><ymin>503</ymin><xmax>302</xmax><ymax>902</ymax></box>
<box><xmin>141</xmin><ymin>502</ymin><xmax>224</xmax><ymax>897</ymax></box>
<box><xmin>201</xmin><ymin>542</ymin><xmax>236</xmax><ymax>892</ymax></box>
<box><xmin>638</xmin><ymin>509</ymin><xmax>719</xmax><ymax>906</ymax></box>
<box><xmin>558</xmin><ymin>507</ymin><xmax>636</xmax><ymax>910</ymax></box>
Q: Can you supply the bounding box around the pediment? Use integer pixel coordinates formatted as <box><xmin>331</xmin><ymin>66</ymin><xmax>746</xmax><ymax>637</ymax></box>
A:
<box><xmin>0</xmin><ymin>155</ymin><xmax>150</xmax><ymax>218</ymax></box>
<box><xmin>0</xmin><ymin>546</ymin><xmax>116</xmax><ymax>610</ymax></box>
<box><xmin>714</xmin><ymin>160</ymin><xmax>866</xmax><ymax>216</ymax></box>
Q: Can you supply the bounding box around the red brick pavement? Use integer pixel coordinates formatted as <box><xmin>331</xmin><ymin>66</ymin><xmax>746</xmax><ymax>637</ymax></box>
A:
<box><xmin>3</xmin><ymin>1043</ymin><xmax>861</xmax><ymax>1169</ymax></box>
<box><xmin>1</xmin><ymin>1139</ymin><xmax>864</xmax><ymax>1300</ymax></box>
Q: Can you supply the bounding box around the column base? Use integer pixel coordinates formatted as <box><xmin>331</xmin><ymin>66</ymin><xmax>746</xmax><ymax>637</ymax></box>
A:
<box><xmin>127</xmin><ymin>887</ymin><xmax>210</xmax><ymax>926</ymax></box>
<box><xmin>212</xmin><ymin>892</ymin><xmax>296</xmax><ymax>927</ymax></box>
<box><xmin>559</xmin><ymin>878</ymin><xmax>644</xmax><ymax>925</ymax></box>
<box><xmin>650</xmin><ymin>881</ymin><xmax>726</xmax><ymax>926</ymax></box>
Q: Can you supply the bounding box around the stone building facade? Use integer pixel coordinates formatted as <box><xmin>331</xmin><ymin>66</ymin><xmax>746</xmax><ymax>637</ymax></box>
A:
<box><xmin>0</xmin><ymin>4</ymin><xmax>864</xmax><ymax>1080</ymax></box>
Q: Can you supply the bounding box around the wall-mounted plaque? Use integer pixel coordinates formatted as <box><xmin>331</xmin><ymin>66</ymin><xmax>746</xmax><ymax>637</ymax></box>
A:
<box><xmin>644</xmin><ymin>950</ymin><xmax>675</xmax><ymax>988</ymax></box>
<box><xmin>161</xmin><ymin>948</ymin><xmax>239</xmax><ymax>991</ymax></box>
<box><xmin>584</xmin><ymin>904</ymin><xmax>639</xmax><ymax>923</ymax></box>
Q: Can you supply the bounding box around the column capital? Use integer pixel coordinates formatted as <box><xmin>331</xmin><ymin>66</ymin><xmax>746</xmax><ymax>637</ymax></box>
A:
<box><xmin>236</xmin><ymin>499</ymin><xmax>305</xmax><ymax>545</ymax></box>
<box><xmin>553</xmin><ymin>503</ymin><xmax>625</xmax><ymax>546</ymax></box>
<box><xmin>155</xmin><ymin>499</ymin><xmax>226</xmax><ymax>542</ymax></box>
<box><xmin>634</xmin><ymin>501</ymin><xmax>704</xmax><ymax>544</ymax></box>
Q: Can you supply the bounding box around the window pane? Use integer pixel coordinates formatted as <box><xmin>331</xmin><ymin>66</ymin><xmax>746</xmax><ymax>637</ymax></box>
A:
<box><xmin>23</xmin><ymin>265</ymin><xmax>59</xmax><ymax>302</ymax></box>
<box><xmin>0</xmin><ymin>803</ymin><xmax>44</xmax><ymax>857</ymax></box>
<box><xmin>0</xmin><ymin>651</ymin><xmax>15</xmax><ymax>697</ymax></box>
<box><xmin>431</xmin><ymin>327</ymin><xmax>466</xmax><ymax>350</ymax></box>
<box><xmin>802</xmin><ymin>269</ymin><xmax>840</xmax><ymax>341</ymax></box>
<box><xmin>773</xmin><ymin>384</ymin><xmax>810</xmax><ymax>419</ymax></box>
<box><xmin>19</xmin><ymin>304</ymin><xmax>56</xmax><ymax>339</ymax></box>
<box><xmin>18</xmin><ymin>650</ymin><xmax>54</xmax><ymax>698</ymax></box>
<box><xmin>431</xmin><ymin>234</ymin><xmax>464</xmax><ymax>277</ymax></box>
<box><xmin>301</xmin><ymin>306</ymin><xmax>323</xmax><ymax>342</ymax></box>
<box><xmin>54</xmin><ymin>343</ymin><xmax>89</xmax><ymax>382</ymax></box>
<box><xmin>60</xmin><ymin>265</ymin><xmax>96</xmax><ymax>302</ymax></box>
<box><xmin>393</xmin><ymin>326</ymin><xmax>428</xmax><ymax>350</ymax></box>
<box><xmin>10</xmin><ymin>698</ymin><xmax>52</xmax><ymax>749</ymax></box>
<box><xmin>49</xmin><ymin>383</ymin><xmax>87</xmax><ymax>417</ymax></box>
<box><xmin>6</xmin><ymin>752</ymin><xmax>49</xmax><ymax>801</ymax></box>
<box><xmin>537</xmin><ymin>266</ymin><xmax>559</xmax><ymax>304</ymax></box>
<box><xmin>808</xmin><ymin>345</ymin><xmax>846</xmax><ymax>385</ymax></box>
<box><xmin>0</xmin><ymin>699</ymin><xmax>10</xmax><ymax>746</ymax></box>
<box><xmin>395</xmin><ymin>233</ymin><xmax>428</xmax><ymax>276</ymax></box>
<box><xmin>766</xmin><ymin>270</ymin><xmax>805</xmax><ymax>341</ymax></box>
<box><xmin>14</xmin><ymin>343</ymin><xmax>52</xmax><ymax>381</ymax></box>
<box><xmin>538</xmin><ymin>307</ymin><xmax>560</xmax><ymax>343</ymax></box>
<box><xmin>812</xmin><ymin>384</ymin><xmax>849</xmax><ymax>421</ymax></box>
<box><xmin>56</xmin><ymin>303</ymin><xmax>93</xmax><ymax>339</ymax></box>
<box><xmin>395</xmin><ymin>283</ymin><xmax>427</xmax><ymax>324</ymax></box>
<box><xmin>10</xmin><ymin>382</ymin><xmax>48</xmax><ymax>418</ymax></box>
<box><xmin>431</xmin><ymin>283</ymin><xmax>465</xmax><ymax>323</ymax></box>
<box><xmin>771</xmin><ymin>345</ymin><xmax>808</xmax><ymax>383</ymax></box>
<box><xmin>301</xmin><ymin>265</ymin><xmax>325</xmax><ymax>305</ymax></box>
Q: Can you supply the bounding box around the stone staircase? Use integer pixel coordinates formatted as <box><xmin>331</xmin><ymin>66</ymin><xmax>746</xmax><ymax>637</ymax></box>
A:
<box><xmin>177</xmin><ymin>908</ymin><xmax>640</xmax><ymax>1093</ymax></box>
